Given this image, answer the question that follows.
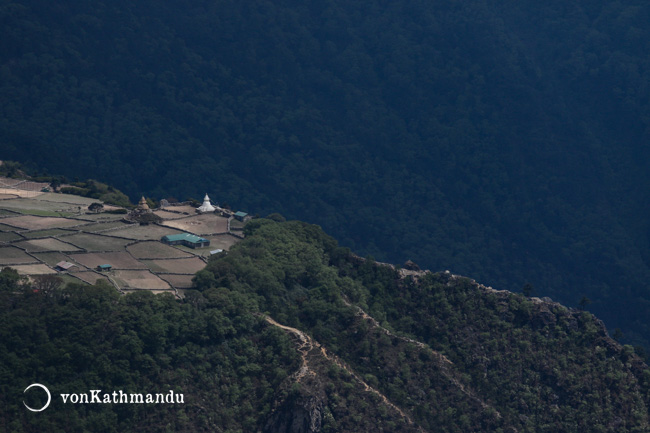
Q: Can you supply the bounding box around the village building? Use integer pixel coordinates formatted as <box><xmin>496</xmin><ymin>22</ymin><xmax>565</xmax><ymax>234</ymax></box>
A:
<box><xmin>234</xmin><ymin>211</ymin><xmax>251</xmax><ymax>222</ymax></box>
<box><xmin>196</xmin><ymin>194</ymin><xmax>216</xmax><ymax>213</ymax></box>
<box><xmin>97</xmin><ymin>264</ymin><xmax>113</xmax><ymax>272</ymax></box>
<box><xmin>161</xmin><ymin>233</ymin><xmax>210</xmax><ymax>249</ymax></box>
<box><xmin>55</xmin><ymin>261</ymin><xmax>76</xmax><ymax>272</ymax></box>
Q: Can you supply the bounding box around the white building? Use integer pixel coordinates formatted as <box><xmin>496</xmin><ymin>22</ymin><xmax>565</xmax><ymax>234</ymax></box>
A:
<box><xmin>196</xmin><ymin>193</ymin><xmax>216</xmax><ymax>213</ymax></box>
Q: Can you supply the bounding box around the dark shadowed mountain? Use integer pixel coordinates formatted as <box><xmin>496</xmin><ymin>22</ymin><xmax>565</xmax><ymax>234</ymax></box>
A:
<box><xmin>1</xmin><ymin>0</ymin><xmax>650</xmax><ymax>346</ymax></box>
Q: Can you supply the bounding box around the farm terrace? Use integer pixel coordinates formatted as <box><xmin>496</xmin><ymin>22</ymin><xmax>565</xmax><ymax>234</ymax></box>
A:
<box><xmin>0</xmin><ymin>182</ymin><xmax>243</xmax><ymax>294</ymax></box>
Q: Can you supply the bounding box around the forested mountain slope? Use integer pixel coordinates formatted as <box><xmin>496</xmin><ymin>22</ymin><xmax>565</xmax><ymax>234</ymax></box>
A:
<box><xmin>2</xmin><ymin>0</ymin><xmax>650</xmax><ymax>346</ymax></box>
<box><xmin>2</xmin><ymin>219</ymin><xmax>649</xmax><ymax>432</ymax></box>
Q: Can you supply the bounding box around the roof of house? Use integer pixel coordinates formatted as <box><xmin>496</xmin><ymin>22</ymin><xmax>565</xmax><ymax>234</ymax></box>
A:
<box><xmin>234</xmin><ymin>211</ymin><xmax>248</xmax><ymax>217</ymax></box>
<box><xmin>55</xmin><ymin>261</ymin><xmax>76</xmax><ymax>270</ymax></box>
<box><xmin>162</xmin><ymin>233</ymin><xmax>209</xmax><ymax>244</ymax></box>
<box><xmin>98</xmin><ymin>264</ymin><xmax>112</xmax><ymax>269</ymax></box>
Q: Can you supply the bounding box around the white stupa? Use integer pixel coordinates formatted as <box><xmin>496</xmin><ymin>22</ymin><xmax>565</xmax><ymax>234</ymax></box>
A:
<box><xmin>196</xmin><ymin>193</ymin><xmax>216</xmax><ymax>213</ymax></box>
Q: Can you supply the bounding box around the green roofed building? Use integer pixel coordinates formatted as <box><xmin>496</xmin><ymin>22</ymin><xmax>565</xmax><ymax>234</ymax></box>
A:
<box><xmin>161</xmin><ymin>233</ymin><xmax>210</xmax><ymax>249</ymax></box>
<box><xmin>234</xmin><ymin>211</ymin><xmax>251</xmax><ymax>222</ymax></box>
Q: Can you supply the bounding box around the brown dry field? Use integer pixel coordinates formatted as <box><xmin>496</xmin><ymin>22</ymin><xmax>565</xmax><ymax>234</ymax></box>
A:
<box><xmin>15</xmin><ymin>238</ymin><xmax>81</xmax><ymax>252</ymax></box>
<box><xmin>75</xmin><ymin>213</ymin><xmax>124</xmax><ymax>222</ymax></box>
<box><xmin>206</xmin><ymin>234</ymin><xmax>241</xmax><ymax>250</ymax></box>
<box><xmin>12</xmin><ymin>264</ymin><xmax>55</xmax><ymax>275</ymax></box>
<box><xmin>0</xmin><ymin>177</ymin><xmax>24</xmax><ymax>186</ymax></box>
<box><xmin>172</xmin><ymin>243</ymin><xmax>214</xmax><ymax>256</ymax></box>
<box><xmin>0</xmin><ymin>246</ymin><xmax>37</xmax><ymax>265</ymax></box>
<box><xmin>0</xmin><ymin>194</ymin><xmax>19</xmax><ymax>200</ymax></box>
<box><xmin>160</xmin><ymin>213</ymin><xmax>228</xmax><ymax>235</ymax></box>
<box><xmin>114</xmin><ymin>270</ymin><xmax>172</xmax><ymax>290</ymax></box>
<box><xmin>63</xmin><ymin>233</ymin><xmax>133</xmax><ymax>251</ymax></box>
<box><xmin>72</xmin><ymin>271</ymin><xmax>110</xmax><ymax>285</ymax></box>
<box><xmin>127</xmin><ymin>241</ymin><xmax>193</xmax><ymax>259</ymax></box>
<box><xmin>143</xmin><ymin>257</ymin><xmax>206</xmax><ymax>274</ymax></box>
<box><xmin>159</xmin><ymin>274</ymin><xmax>194</xmax><ymax>288</ymax></box>
<box><xmin>78</xmin><ymin>221</ymin><xmax>132</xmax><ymax>233</ymax></box>
<box><xmin>14</xmin><ymin>180</ymin><xmax>50</xmax><ymax>190</ymax></box>
<box><xmin>0</xmin><ymin>197</ymin><xmax>80</xmax><ymax>214</ymax></box>
<box><xmin>153</xmin><ymin>210</ymin><xmax>188</xmax><ymax>220</ymax></box>
<box><xmin>32</xmin><ymin>252</ymin><xmax>82</xmax><ymax>269</ymax></box>
<box><xmin>0</xmin><ymin>215</ymin><xmax>84</xmax><ymax>230</ymax></box>
<box><xmin>101</xmin><ymin>205</ymin><xmax>125</xmax><ymax>212</ymax></box>
<box><xmin>0</xmin><ymin>189</ymin><xmax>43</xmax><ymax>198</ymax></box>
<box><xmin>159</xmin><ymin>205</ymin><xmax>197</xmax><ymax>214</ymax></box>
<box><xmin>20</xmin><ymin>228</ymin><xmax>76</xmax><ymax>239</ymax></box>
<box><xmin>71</xmin><ymin>252</ymin><xmax>147</xmax><ymax>269</ymax></box>
<box><xmin>35</xmin><ymin>193</ymin><xmax>97</xmax><ymax>205</ymax></box>
<box><xmin>109</xmin><ymin>224</ymin><xmax>185</xmax><ymax>241</ymax></box>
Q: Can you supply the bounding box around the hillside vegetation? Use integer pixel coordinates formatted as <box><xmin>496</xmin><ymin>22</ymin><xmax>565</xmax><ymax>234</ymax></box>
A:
<box><xmin>1</xmin><ymin>0</ymin><xmax>650</xmax><ymax>347</ymax></box>
<box><xmin>2</xmin><ymin>220</ymin><xmax>649</xmax><ymax>432</ymax></box>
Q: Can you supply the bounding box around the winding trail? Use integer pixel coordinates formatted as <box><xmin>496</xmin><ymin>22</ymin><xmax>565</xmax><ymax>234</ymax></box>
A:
<box><xmin>343</xmin><ymin>300</ymin><xmax>500</xmax><ymax>417</ymax></box>
<box><xmin>344</xmin><ymin>298</ymin><xmax>453</xmax><ymax>365</ymax></box>
<box><xmin>261</xmin><ymin>315</ymin><xmax>420</xmax><ymax>427</ymax></box>
<box><xmin>263</xmin><ymin>316</ymin><xmax>316</xmax><ymax>383</ymax></box>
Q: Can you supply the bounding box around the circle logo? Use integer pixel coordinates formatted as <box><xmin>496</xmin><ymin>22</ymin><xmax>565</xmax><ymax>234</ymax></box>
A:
<box><xmin>23</xmin><ymin>383</ymin><xmax>51</xmax><ymax>412</ymax></box>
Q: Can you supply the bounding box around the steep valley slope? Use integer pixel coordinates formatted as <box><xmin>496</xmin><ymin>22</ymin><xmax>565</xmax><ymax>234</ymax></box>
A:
<box><xmin>2</xmin><ymin>217</ymin><xmax>648</xmax><ymax>432</ymax></box>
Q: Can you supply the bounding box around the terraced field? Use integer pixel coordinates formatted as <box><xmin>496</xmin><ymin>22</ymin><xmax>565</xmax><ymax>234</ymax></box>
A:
<box><xmin>10</xmin><ymin>264</ymin><xmax>55</xmax><ymax>275</ymax></box>
<box><xmin>114</xmin><ymin>270</ymin><xmax>172</xmax><ymax>290</ymax></box>
<box><xmin>63</xmin><ymin>233</ymin><xmax>134</xmax><ymax>251</ymax></box>
<box><xmin>0</xmin><ymin>215</ymin><xmax>84</xmax><ymax>230</ymax></box>
<box><xmin>0</xmin><ymin>246</ymin><xmax>37</xmax><ymax>265</ymax></box>
<box><xmin>15</xmin><ymin>238</ymin><xmax>81</xmax><ymax>252</ymax></box>
<box><xmin>160</xmin><ymin>213</ymin><xmax>229</xmax><ymax>235</ymax></box>
<box><xmin>20</xmin><ymin>228</ymin><xmax>77</xmax><ymax>239</ymax></box>
<box><xmin>32</xmin><ymin>252</ymin><xmax>79</xmax><ymax>267</ymax></box>
<box><xmin>109</xmin><ymin>224</ymin><xmax>186</xmax><ymax>241</ymax></box>
<box><xmin>72</xmin><ymin>252</ymin><xmax>148</xmax><ymax>270</ymax></box>
<box><xmin>127</xmin><ymin>241</ymin><xmax>193</xmax><ymax>259</ymax></box>
<box><xmin>205</xmin><ymin>234</ymin><xmax>241</xmax><ymax>251</ymax></box>
<box><xmin>0</xmin><ymin>232</ymin><xmax>21</xmax><ymax>243</ymax></box>
<box><xmin>0</xmin><ymin>184</ymin><xmax>243</xmax><ymax>295</ymax></box>
<box><xmin>159</xmin><ymin>274</ymin><xmax>194</xmax><ymax>289</ymax></box>
<box><xmin>141</xmin><ymin>257</ymin><xmax>206</xmax><ymax>274</ymax></box>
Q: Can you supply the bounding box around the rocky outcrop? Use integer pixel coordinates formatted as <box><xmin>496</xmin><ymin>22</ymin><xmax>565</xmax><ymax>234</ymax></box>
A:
<box><xmin>264</xmin><ymin>395</ymin><xmax>323</xmax><ymax>433</ymax></box>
